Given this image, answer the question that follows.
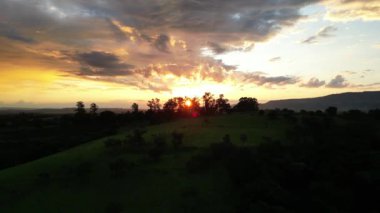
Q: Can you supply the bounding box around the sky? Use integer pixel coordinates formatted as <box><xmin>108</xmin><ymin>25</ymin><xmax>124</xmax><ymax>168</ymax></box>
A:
<box><xmin>0</xmin><ymin>0</ymin><xmax>379</xmax><ymax>108</ymax></box>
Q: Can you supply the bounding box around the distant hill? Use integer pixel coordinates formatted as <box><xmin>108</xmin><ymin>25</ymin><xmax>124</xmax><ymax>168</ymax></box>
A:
<box><xmin>261</xmin><ymin>91</ymin><xmax>380</xmax><ymax>111</ymax></box>
<box><xmin>0</xmin><ymin>108</ymin><xmax>128</xmax><ymax>114</ymax></box>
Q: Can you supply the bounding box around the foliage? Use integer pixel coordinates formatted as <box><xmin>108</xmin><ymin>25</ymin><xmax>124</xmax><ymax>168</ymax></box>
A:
<box><xmin>89</xmin><ymin>103</ymin><xmax>98</xmax><ymax>115</ymax></box>
<box><xmin>215</xmin><ymin>94</ymin><xmax>231</xmax><ymax>113</ymax></box>
<box><xmin>75</xmin><ymin>101</ymin><xmax>86</xmax><ymax>115</ymax></box>
<box><xmin>147</xmin><ymin>98</ymin><xmax>161</xmax><ymax>112</ymax></box>
<box><xmin>233</xmin><ymin>97</ymin><xmax>259</xmax><ymax>112</ymax></box>
<box><xmin>131</xmin><ymin>103</ymin><xmax>139</xmax><ymax>113</ymax></box>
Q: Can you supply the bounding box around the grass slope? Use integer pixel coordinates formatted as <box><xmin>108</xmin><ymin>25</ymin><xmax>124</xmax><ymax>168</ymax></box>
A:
<box><xmin>0</xmin><ymin>113</ymin><xmax>287</xmax><ymax>213</ymax></box>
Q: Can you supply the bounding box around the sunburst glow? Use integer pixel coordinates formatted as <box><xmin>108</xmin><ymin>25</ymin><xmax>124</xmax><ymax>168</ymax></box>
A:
<box><xmin>185</xmin><ymin>100</ymin><xmax>192</xmax><ymax>107</ymax></box>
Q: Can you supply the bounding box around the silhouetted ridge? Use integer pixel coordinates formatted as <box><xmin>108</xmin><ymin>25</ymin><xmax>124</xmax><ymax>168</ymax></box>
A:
<box><xmin>261</xmin><ymin>91</ymin><xmax>380</xmax><ymax>111</ymax></box>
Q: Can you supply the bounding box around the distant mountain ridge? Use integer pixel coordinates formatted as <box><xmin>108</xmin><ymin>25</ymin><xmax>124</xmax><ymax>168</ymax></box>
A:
<box><xmin>261</xmin><ymin>91</ymin><xmax>380</xmax><ymax>111</ymax></box>
<box><xmin>0</xmin><ymin>108</ymin><xmax>128</xmax><ymax>114</ymax></box>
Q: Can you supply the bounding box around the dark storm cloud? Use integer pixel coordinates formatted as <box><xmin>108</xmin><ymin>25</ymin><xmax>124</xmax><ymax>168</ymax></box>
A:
<box><xmin>0</xmin><ymin>23</ymin><xmax>36</xmax><ymax>44</ymax></box>
<box><xmin>70</xmin><ymin>51</ymin><xmax>134</xmax><ymax>76</ymax></box>
<box><xmin>302</xmin><ymin>26</ymin><xmax>338</xmax><ymax>44</ymax></box>
<box><xmin>74</xmin><ymin>51</ymin><xmax>130</xmax><ymax>69</ymax></box>
<box><xmin>0</xmin><ymin>0</ymin><xmax>335</xmax><ymax>92</ymax></box>
<box><xmin>326</xmin><ymin>75</ymin><xmax>349</xmax><ymax>88</ymax></box>
<box><xmin>0</xmin><ymin>0</ymin><xmax>322</xmax><ymax>44</ymax></box>
<box><xmin>301</xmin><ymin>77</ymin><xmax>326</xmax><ymax>88</ymax></box>
<box><xmin>3</xmin><ymin>30</ymin><xmax>36</xmax><ymax>44</ymax></box>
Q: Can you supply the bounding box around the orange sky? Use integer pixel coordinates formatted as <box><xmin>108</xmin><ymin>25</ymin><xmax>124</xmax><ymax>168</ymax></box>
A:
<box><xmin>0</xmin><ymin>0</ymin><xmax>379</xmax><ymax>108</ymax></box>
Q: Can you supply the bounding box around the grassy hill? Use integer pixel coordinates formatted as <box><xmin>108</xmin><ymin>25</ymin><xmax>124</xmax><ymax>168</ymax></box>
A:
<box><xmin>0</xmin><ymin>113</ymin><xmax>287</xmax><ymax>212</ymax></box>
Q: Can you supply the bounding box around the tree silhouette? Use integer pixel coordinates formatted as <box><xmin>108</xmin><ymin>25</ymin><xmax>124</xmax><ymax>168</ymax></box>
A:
<box><xmin>147</xmin><ymin>98</ymin><xmax>161</xmax><ymax>112</ymax></box>
<box><xmin>216</xmin><ymin>94</ymin><xmax>231</xmax><ymax>113</ymax></box>
<box><xmin>75</xmin><ymin>101</ymin><xmax>86</xmax><ymax>115</ymax></box>
<box><xmin>163</xmin><ymin>98</ymin><xmax>178</xmax><ymax>113</ymax></box>
<box><xmin>132</xmin><ymin>103</ymin><xmax>139</xmax><ymax>113</ymax></box>
<box><xmin>202</xmin><ymin>92</ymin><xmax>216</xmax><ymax>114</ymax></box>
<box><xmin>174</xmin><ymin>97</ymin><xmax>185</xmax><ymax>112</ymax></box>
<box><xmin>89</xmin><ymin>103</ymin><xmax>98</xmax><ymax>115</ymax></box>
<box><xmin>191</xmin><ymin>97</ymin><xmax>201</xmax><ymax>111</ymax></box>
<box><xmin>233</xmin><ymin>97</ymin><xmax>259</xmax><ymax>112</ymax></box>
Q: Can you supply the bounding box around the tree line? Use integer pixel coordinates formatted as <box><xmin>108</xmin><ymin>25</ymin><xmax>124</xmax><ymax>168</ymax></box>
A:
<box><xmin>74</xmin><ymin>92</ymin><xmax>259</xmax><ymax>117</ymax></box>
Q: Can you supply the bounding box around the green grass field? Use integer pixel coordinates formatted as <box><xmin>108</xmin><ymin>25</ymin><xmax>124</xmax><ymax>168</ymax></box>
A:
<box><xmin>0</xmin><ymin>113</ymin><xmax>288</xmax><ymax>212</ymax></box>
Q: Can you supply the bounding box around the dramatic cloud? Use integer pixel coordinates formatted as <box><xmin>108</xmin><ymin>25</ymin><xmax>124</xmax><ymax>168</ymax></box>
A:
<box><xmin>326</xmin><ymin>75</ymin><xmax>349</xmax><ymax>88</ymax></box>
<box><xmin>301</xmin><ymin>77</ymin><xmax>326</xmax><ymax>88</ymax></box>
<box><xmin>302</xmin><ymin>26</ymin><xmax>338</xmax><ymax>44</ymax></box>
<box><xmin>1</xmin><ymin>0</ymin><xmax>378</xmax><ymax>94</ymax></box>
<box><xmin>71</xmin><ymin>51</ymin><xmax>134</xmax><ymax>76</ymax></box>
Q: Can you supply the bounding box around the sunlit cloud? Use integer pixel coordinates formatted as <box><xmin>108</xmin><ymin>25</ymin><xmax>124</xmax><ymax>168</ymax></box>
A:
<box><xmin>326</xmin><ymin>75</ymin><xmax>349</xmax><ymax>88</ymax></box>
<box><xmin>324</xmin><ymin>0</ymin><xmax>380</xmax><ymax>21</ymax></box>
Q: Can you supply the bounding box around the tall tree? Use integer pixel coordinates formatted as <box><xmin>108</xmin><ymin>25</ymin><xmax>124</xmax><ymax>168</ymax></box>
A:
<box><xmin>147</xmin><ymin>98</ymin><xmax>161</xmax><ymax>112</ymax></box>
<box><xmin>75</xmin><ymin>101</ymin><xmax>86</xmax><ymax>115</ymax></box>
<box><xmin>202</xmin><ymin>92</ymin><xmax>215</xmax><ymax>113</ymax></box>
<box><xmin>132</xmin><ymin>103</ymin><xmax>139</xmax><ymax>113</ymax></box>
<box><xmin>174</xmin><ymin>97</ymin><xmax>185</xmax><ymax>112</ymax></box>
<box><xmin>216</xmin><ymin>94</ymin><xmax>231</xmax><ymax>113</ymax></box>
<box><xmin>163</xmin><ymin>98</ymin><xmax>178</xmax><ymax>113</ymax></box>
<box><xmin>89</xmin><ymin>103</ymin><xmax>98</xmax><ymax>115</ymax></box>
<box><xmin>191</xmin><ymin>97</ymin><xmax>201</xmax><ymax>111</ymax></box>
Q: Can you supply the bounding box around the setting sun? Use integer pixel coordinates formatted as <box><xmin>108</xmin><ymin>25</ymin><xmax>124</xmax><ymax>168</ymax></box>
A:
<box><xmin>185</xmin><ymin>99</ymin><xmax>192</xmax><ymax>107</ymax></box>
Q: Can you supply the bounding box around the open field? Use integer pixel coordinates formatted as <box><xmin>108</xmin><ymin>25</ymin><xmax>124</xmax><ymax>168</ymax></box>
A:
<box><xmin>0</xmin><ymin>113</ymin><xmax>288</xmax><ymax>212</ymax></box>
